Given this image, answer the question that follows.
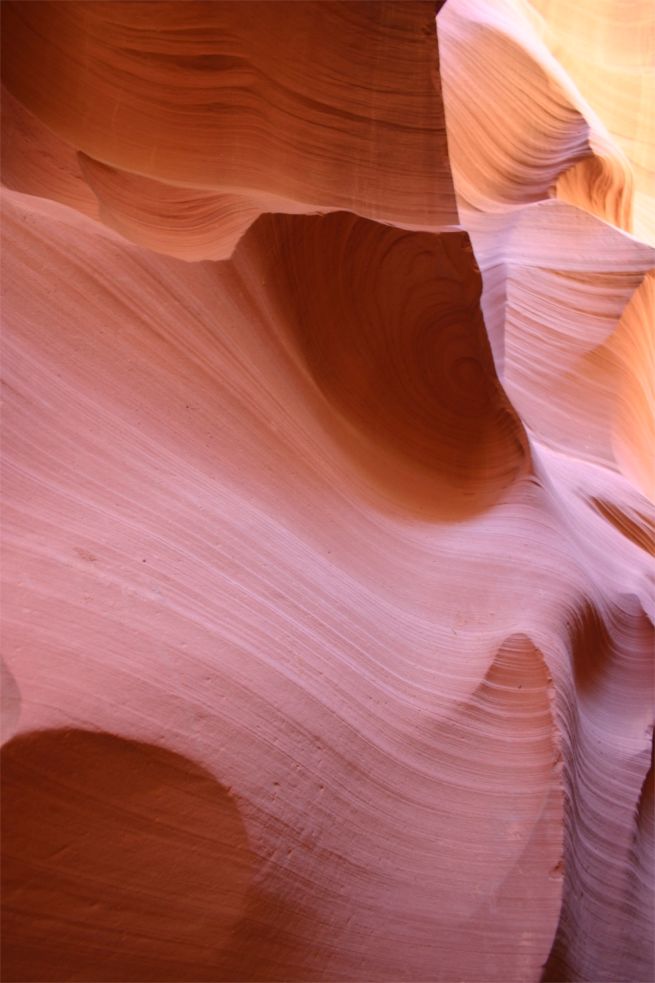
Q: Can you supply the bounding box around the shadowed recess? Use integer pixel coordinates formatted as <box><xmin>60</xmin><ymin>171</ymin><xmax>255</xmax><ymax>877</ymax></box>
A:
<box><xmin>590</xmin><ymin>498</ymin><xmax>655</xmax><ymax>555</ymax></box>
<box><xmin>567</xmin><ymin>601</ymin><xmax>613</xmax><ymax>693</ymax></box>
<box><xmin>242</xmin><ymin>211</ymin><xmax>528</xmax><ymax>516</ymax></box>
<box><xmin>1</xmin><ymin>730</ymin><xmax>253</xmax><ymax>982</ymax></box>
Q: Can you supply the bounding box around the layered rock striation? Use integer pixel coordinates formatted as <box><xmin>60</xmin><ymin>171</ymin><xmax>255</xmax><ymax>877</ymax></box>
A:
<box><xmin>1</xmin><ymin>2</ymin><xmax>653</xmax><ymax>981</ymax></box>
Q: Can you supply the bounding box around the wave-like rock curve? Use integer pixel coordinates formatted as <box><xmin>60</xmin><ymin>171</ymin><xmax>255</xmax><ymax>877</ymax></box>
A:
<box><xmin>1</xmin><ymin>1</ymin><xmax>653</xmax><ymax>981</ymax></box>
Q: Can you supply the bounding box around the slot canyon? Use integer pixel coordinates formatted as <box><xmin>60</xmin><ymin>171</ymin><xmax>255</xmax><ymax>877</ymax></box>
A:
<box><xmin>1</xmin><ymin>2</ymin><xmax>653</xmax><ymax>981</ymax></box>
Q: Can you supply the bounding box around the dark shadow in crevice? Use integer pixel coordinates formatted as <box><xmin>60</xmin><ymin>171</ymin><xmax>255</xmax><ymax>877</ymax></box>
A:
<box><xmin>235</xmin><ymin>211</ymin><xmax>530</xmax><ymax>520</ymax></box>
<box><xmin>590</xmin><ymin>497</ymin><xmax>655</xmax><ymax>556</ymax></box>
<box><xmin>1</xmin><ymin>729</ymin><xmax>258</xmax><ymax>982</ymax></box>
<box><xmin>568</xmin><ymin>600</ymin><xmax>613</xmax><ymax>695</ymax></box>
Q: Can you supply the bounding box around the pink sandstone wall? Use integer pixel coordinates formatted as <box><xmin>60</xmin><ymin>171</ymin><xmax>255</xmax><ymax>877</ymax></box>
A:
<box><xmin>1</xmin><ymin>2</ymin><xmax>653</xmax><ymax>981</ymax></box>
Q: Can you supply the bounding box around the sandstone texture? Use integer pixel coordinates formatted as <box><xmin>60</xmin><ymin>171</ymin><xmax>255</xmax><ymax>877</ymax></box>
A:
<box><xmin>1</xmin><ymin>2</ymin><xmax>653</xmax><ymax>981</ymax></box>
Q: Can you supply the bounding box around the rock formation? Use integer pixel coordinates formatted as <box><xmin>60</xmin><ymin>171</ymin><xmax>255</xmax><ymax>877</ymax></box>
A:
<box><xmin>1</xmin><ymin>2</ymin><xmax>652</xmax><ymax>981</ymax></box>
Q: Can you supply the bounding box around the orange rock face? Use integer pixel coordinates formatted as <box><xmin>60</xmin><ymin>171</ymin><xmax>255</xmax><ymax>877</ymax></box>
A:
<box><xmin>1</xmin><ymin>2</ymin><xmax>652</xmax><ymax>982</ymax></box>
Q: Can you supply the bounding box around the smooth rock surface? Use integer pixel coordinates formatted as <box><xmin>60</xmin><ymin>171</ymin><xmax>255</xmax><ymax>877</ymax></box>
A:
<box><xmin>1</xmin><ymin>2</ymin><xmax>653</xmax><ymax>981</ymax></box>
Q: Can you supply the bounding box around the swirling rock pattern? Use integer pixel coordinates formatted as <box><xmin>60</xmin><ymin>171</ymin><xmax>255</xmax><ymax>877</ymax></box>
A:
<box><xmin>440</xmin><ymin>3</ymin><xmax>654</xmax><ymax>981</ymax></box>
<box><xmin>1</xmin><ymin>2</ymin><xmax>653</xmax><ymax>982</ymax></box>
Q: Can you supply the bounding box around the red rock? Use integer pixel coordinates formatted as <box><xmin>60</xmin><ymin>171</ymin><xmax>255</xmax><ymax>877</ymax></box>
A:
<box><xmin>1</xmin><ymin>2</ymin><xmax>653</xmax><ymax>981</ymax></box>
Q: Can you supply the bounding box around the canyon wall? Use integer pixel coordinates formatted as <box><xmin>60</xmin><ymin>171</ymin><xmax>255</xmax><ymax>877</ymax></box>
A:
<box><xmin>1</xmin><ymin>2</ymin><xmax>653</xmax><ymax>981</ymax></box>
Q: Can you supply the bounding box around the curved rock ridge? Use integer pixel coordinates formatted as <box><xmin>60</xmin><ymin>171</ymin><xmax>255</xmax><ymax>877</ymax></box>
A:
<box><xmin>528</xmin><ymin>0</ymin><xmax>655</xmax><ymax>245</ymax></box>
<box><xmin>437</xmin><ymin>0</ymin><xmax>634</xmax><ymax>226</ymax></box>
<box><xmin>439</xmin><ymin>0</ymin><xmax>655</xmax><ymax>495</ymax></box>
<box><xmin>461</xmin><ymin>199</ymin><xmax>655</xmax><ymax>483</ymax></box>
<box><xmin>541</xmin><ymin>595</ymin><xmax>654</xmax><ymax>983</ymax></box>
<box><xmin>1</xmin><ymin>2</ymin><xmax>654</xmax><ymax>983</ymax></box>
<box><xmin>439</xmin><ymin>2</ymin><xmax>654</xmax><ymax>981</ymax></box>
